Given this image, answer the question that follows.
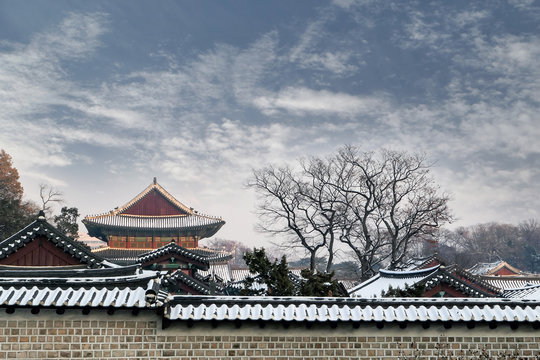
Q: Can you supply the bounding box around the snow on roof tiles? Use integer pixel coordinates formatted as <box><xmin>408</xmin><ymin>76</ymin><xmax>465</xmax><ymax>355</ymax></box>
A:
<box><xmin>164</xmin><ymin>296</ymin><xmax>540</xmax><ymax>322</ymax></box>
<box><xmin>349</xmin><ymin>266</ymin><xmax>440</xmax><ymax>298</ymax></box>
<box><xmin>503</xmin><ymin>284</ymin><xmax>540</xmax><ymax>300</ymax></box>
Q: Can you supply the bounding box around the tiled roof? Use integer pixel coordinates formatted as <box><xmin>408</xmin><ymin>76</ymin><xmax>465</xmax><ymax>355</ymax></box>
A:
<box><xmin>0</xmin><ymin>265</ymin><xmax>158</xmax><ymax>288</ymax></box>
<box><xmin>422</xmin><ymin>267</ymin><xmax>499</xmax><ymax>297</ymax></box>
<box><xmin>199</xmin><ymin>264</ymin><xmax>233</xmax><ymax>283</ymax></box>
<box><xmin>0</xmin><ymin>286</ymin><xmax>153</xmax><ymax>308</ymax></box>
<box><xmin>83</xmin><ymin>214</ymin><xmax>224</xmax><ymax>232</ymax></box>
<box><xmin>468</xmin><ymin>260</ymin><xmax>525</xmax><ymax>276</ymax></box>
<box><xmin>483</xmin><ymin>276</ymin><xmax>540</xmax><ymax>290</ymax></box>
<box><xmin>93</xmin><ymin>246</ymin><xmax>232</xmax><ymax>267</ymax></box>
<box><xmin>191</xmin><ymin>248</ymin><xmax>233</xmax><ymax>263</ymax></box>
<box><xmin>92</xmin><ymin>247</ymin><xmax>148</xmax><ymax>264</ymax></box>
<box><xmin>111</xmin><ymin>179</ymin><xmax>194</xmax><ymax>216</ymax></box>
<box><xmin>503</xmin><ymin>284</ymin><xmax>540</xmax><ymax>300</ymax></box>
<box><xmin>230</xmin><ymin>268</ymin><xmax>303</xmax><ymax>282</ymax></box>
<box><xmin>349</xmin><ymin>265</ymin><xmax>500</xmax><ymax>298</ymax></box>
<box><xmin>468</xmin><ymin>261</ymin><xmax>503</xmax><ymax>275</ymax></box>
<box><xmin>137</xmin><ymin>242</ymin><xmax>231</xmax><ymax>268</ymax></box>
<box><xmin>339</xmin><ymin>280</ymin><xmax>361</xmax><ymax>290</ymax></box>
<box><xmin>349</xmin><ymin>266</ymin><xmax>440</xmax><ymax>298</ymax></box>
<box><xmin>164</xmin><ymin>296</ymin><xmax>540</xmax><ymax>322</ymax></box>
<box><xmin>226</xmin><ymin>270</ymin><xmax>305</xmax><ymax>293</ymax></box>
<box><xmin>83</xmin><ymin>180</ymin><xmax>225</xmax><ymax>235</ymax></box>
<box><xmin>0</xmin><ymin>265</ymin><xmax>161</xmax><ymax>309</ymax></box>
<box><xmin>163</xmin><ymin>270</ymin><xmax>214</xmax><ymax>295</ymax></box>
<box><xmin>403</xmin><ymin>253</ymin><xmax>447</xmax><ymax>270</ymax></box>
<box><xmin>0</xmin><ymin>214</ymin><xmax>104</xmax><ymax>269</ymax></box>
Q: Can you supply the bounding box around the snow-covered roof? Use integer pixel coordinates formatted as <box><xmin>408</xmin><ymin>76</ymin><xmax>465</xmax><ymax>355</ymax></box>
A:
<box><xmin>0</xmin><ymin>265</ymin><xmax>161</xmax><ymax>309</ymax></box>
<box><xmin>503</xmin><ymin>284</ymin><xmax>540</xmax><ymax>300</ymax></box>
<box><xmin>83</xmin><ymin>180</ymin><xmax>225</xmax><ymax>236</ymax></box>
<box><xmin>0</xmin><ymin>284</ymin><xmax>154</xmax><ymax>308</ymax></box>
<box><xmin>349</xmin><ymin>266</ymin><xmax>440</xmax><ymax>298</ymax></box>
<box><xmin>483</xmin><ymin>276</ymin><xmax>540</xmax><ymax>290</ymax></box>
<box><xmin>138</xmin><ymin>242</ymin><xmax>210</xmax><ymax>268</ymax></box>
<box><xmin>162</xmin><ymin>270</ymin><xmax>214</xmax><ymax>295</ymax></box>
<box><xmin>199</xmin><ymin>264</ymin><xmax>233</xmax><ymax>283</ymax></box>
<box><xmin>164</xmin><ymin>296</ymin><xmax>540</xmax><ymax>322</ymax></box>
<box><xmin>0</xmin><ymin>213</ymin><xmax>104</xmax><ymax>268</ymax></box>
<box><xmin>468</xmin><ymin>260</ymin><xmax>524</xmax><ymax>276</ymax></box>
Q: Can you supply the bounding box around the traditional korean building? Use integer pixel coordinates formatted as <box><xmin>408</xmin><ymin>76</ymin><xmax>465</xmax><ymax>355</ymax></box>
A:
<box><xmin>83</xmin><ymin>178</ymin><xmax>225</xmax><ymax>250</ymax></box>
<box><xmin>349</xmin><ymin>254</ymin><xmax>501</xmax><ymax>298</ymax></box>
<box><xmin>468</xmin><ymin>259</ymin><xmax>526</xmax><ymax>276</ymax></box>
<box><xmin>0</xmin><ymin>211</ymin><xmax>227</xmax><ymax>296</ymax></box>
<box><xmin>1</xmin><ymin>214</ymin><xmax>540</xmax><ymax>358</ymax></box>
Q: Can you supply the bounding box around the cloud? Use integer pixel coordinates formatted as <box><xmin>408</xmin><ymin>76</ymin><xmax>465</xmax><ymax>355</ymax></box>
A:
<box><xmin>253</xmin><ymin>87</ymin><xmax>389</xmax><ymax>117</ymax></box>
<box><xmin>2</xmin><ymin>3</ymin><xmax>540</xmax><ymax>245</ymax></box>
<box><xmin>0</xmin><ymin>12</ymin><xmax>111</xmax><ymax>169</ymax></box>
<box><xmin>288</xmin><ymin>8</ymin><xmax>359</xmax><ymax>75</ymax></box>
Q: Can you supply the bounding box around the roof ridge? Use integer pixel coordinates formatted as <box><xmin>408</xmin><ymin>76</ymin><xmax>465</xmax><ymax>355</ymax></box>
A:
<box><xmin>0</xmin><ymin>215</ymin><xmax>105</xmax><ymax>269</ymax></box>
<box><xmin>117</xmin><ymin>181</ymin><xmax>193</xmax><ymax>216</ymax></box>
<box><xmin>83</xmin><ymin>180</ymin><xmax>224</xmax><ymax>222</ymax></box>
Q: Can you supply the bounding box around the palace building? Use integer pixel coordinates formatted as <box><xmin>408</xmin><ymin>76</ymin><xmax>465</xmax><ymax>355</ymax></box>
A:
<box><xmin>83</xmin><ymin>178</ymin><xmax>225</xmax><ymax>250</ymax></box>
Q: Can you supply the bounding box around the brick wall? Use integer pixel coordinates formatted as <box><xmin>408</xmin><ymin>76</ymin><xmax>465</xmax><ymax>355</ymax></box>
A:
<box><xmin>0</xmin><ymin>309</ymin><xmax>538</xmax><ymax>359</ymax></box>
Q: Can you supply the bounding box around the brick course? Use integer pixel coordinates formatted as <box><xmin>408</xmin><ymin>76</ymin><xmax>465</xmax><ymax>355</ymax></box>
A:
<box><xmin>0</xmin><ymin>309</ymin><xmax>538</xmax><ymax>359</ymax></box>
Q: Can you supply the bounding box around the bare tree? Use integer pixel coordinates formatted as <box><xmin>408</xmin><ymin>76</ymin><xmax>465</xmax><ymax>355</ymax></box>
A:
<box><xmin>39</xmin><ymin>184</ymin><xmax>63</xmax><ymax>218</ymax></box>
<box><xmin>373</xmin><ymin>149</ymin><xmax>452</xmax><ymax>269</ymax></box>
<box><xmin>248</xmin><ymin>165</ymin><xmax>335</xmax><ymax>272</ymax></box>
<box><xmin>331</xmin><ymin>147</ymin><xmax>389</xmax><ymax>279</ymax></box>
<box><xmin>249</xmin><ymin>146</ymin><xmax>453</xmax><ymax>278</ymax></box>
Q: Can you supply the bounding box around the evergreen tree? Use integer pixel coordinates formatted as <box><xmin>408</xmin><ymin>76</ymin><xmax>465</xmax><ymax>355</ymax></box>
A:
<box><xmin>240</xmin><ymin>248</ymin><xmax>346</xmax><ymax>297</ymax></box>
<box><xmin>54</xmin><ymin>207</ymin><xmax>80</xmax><ymax>239</ymax></box>
<box><xmin>241</xmin><ymin>248</ymin><xmax>295</xmax><ymax>296</ymax></box>
<box><xmin>298</xmin><ymin>269</ymin><xmax>346</xmax><ymax>297</ymax></box>
<box><xmin>382</xmin><ymin>282</ymin><xmax>426</xmax><ymax>297</ymax></box>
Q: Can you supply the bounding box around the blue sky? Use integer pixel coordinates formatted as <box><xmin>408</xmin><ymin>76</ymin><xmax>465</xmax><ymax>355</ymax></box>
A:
<box><xmin>1</xmin><ymin>0</ymin><xmax>539</xmax><ymax>247</ymax></box>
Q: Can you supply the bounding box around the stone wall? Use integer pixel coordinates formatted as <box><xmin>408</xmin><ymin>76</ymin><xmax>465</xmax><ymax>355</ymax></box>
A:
<box><xmin>0</xmin><ymin>309</ymin><xmax>538</xmax><ymax>359</ymax></box>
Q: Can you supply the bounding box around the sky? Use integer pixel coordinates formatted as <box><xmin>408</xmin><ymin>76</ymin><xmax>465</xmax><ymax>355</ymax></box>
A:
<box><xmin>1</xmin><ymin>0</ymin><xmax>539</xmax><ymax>248</ymax></box>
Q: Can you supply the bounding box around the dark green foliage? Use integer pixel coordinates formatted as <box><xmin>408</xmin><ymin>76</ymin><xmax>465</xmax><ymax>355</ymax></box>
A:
<box><xmin>54</xmin><ymin>207</ymin><xmax>80</xmax><ymax>239</ymax></box>
<box><xmin>298</xmin><ymin>269</ymin><xmax>347</xmax><ymax>297</ymax></box>
<box><xmin>382</xmin><ymin>282</ymin><xmax>426</xmax><ymax>297</ymax></box>
<box><xmin>241</xmin><ymin>248</ymin><xmax>295</xmax><ymax>296</ymax></box>
<box><xmin>240</xmin><ymin>248</ymin><xmax>346</xmax><ymax>297</ymax></box>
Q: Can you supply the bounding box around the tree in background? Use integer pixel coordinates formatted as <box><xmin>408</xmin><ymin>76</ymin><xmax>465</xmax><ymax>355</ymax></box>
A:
<box><xmin>0</xmin><ymin>150</ymin><xmax>38</xmax><ymax>240</ymax></box>
<box><xmin>248</xmin><ymin>166</ymin><xmax>332</xmax><ymax>273</ymax></box>
<box><xmin>420</xmin><ymin>220</ymin><xmax>540</xmax><ymax>273</ymax></box>
<box><xmin>297</xmin><ymin>269</ymin><xmax>347</xmax><ymax>297</ymax></box>
<box><xmin>203</xmin><ymin>238</ymin><xmax>250</xmax><ymax>268</ymax></box>
<box><xmin>39</xmin><ymin>184</ymin><xmax>63</xmax><ymax>218</ymax></box>
<box><xmin>240</xmin><ymin>248</ymin><xmax>346</xmax><ymax>297</ymax></box>
<box><xmin>382</xmin><ymin>283</ymin><xmax>426</xmax><ymax>297</ymax></box>
<box><xmin>54</xmin><ymin>207</ymin><xmax>80</xmax><ymax>239</ymax></box>
<box><xmin>241</xmin><ymin>248</ymin><xmax>295</xmax><ymax>296</ymax></box>
<box><xmin>249</xmin><ymin>146</ymin><xmax>452</xmax><ymax>279</ymax></box>
<box><xmin>335</xmin><ymin>147</ymin><xmax>452</xmax><ymax>273</ymax></box>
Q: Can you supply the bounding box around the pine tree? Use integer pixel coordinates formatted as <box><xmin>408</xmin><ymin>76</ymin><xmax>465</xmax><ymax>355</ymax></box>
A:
<box><xmin>54</xmin><ymin>207</ymin><xmax>80</xmax><ymax>239</ymax></box>
<box><xmin>241</xmin><ymin>248</ymin><xmax>295</xmax><ymax>296</ymax></box>
<box><xmin>298</xmin><ymin>269</ymin><xmax>346</xmax><ymax>297</ymax></box>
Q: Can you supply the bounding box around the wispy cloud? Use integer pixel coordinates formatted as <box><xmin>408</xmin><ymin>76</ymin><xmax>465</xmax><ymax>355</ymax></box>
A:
<box><xmin>2</xmin><ymin>2</ymin><xmax>540</xmax><ymax>244</ymax></box>
<box><xmin>253</xmin><ymin>87</ymin><xmax>389</xmax><ymax>117</ymax></box>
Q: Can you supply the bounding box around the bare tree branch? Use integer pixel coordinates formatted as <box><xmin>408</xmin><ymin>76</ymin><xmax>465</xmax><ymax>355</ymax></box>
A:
<box><xmin>39</xmin><ymin>184</ymin><xmax>63</xmax><ymax>217</ymax></box>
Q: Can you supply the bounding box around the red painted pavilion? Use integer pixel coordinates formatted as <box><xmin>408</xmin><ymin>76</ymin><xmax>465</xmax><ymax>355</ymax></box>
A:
<box><xmin>83</xmin><ymin>178</ymin><xmax>225</xmax><ymax>250</ymax></box>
